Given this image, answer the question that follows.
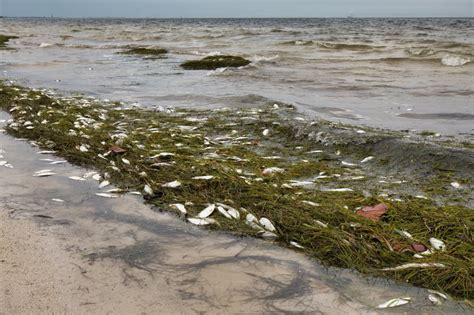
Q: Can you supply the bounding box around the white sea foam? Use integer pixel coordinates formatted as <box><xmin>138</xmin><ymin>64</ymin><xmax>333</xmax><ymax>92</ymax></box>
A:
<box><xmin>251</xmin><ymin>54</ymin><xmax>279</xmax><ymax>63</ymax></box>
<box><xmin>441</xmin><ymin>55</ymin><xmax>470</xmax><ymax>67</ymax></box>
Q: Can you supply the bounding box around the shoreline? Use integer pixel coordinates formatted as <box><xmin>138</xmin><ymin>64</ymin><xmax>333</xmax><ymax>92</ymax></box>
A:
<box><xmin>0</xmin><ymin>80</ymin><xmax>473</xmax><ymax>302</ymax></box>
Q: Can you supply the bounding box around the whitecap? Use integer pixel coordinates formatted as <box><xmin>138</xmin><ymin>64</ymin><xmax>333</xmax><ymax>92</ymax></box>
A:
<box><xmin>441</xmin><ymin>55</ymin><xmax>470</xmax><ymax>67</ymax></box>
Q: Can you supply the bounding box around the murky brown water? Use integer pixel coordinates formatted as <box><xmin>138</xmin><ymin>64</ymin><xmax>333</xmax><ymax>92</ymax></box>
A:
<box><xmin>0</xmin><ymin>111</ymin><xmax>470</xmax><ymax>314</ymax></box>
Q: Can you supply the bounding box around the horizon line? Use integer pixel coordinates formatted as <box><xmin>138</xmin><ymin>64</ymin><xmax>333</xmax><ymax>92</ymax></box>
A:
<box><xmin>2</xmin><ymin>16</ymin><xmax>473</xmax><ymax>19</ymax></box>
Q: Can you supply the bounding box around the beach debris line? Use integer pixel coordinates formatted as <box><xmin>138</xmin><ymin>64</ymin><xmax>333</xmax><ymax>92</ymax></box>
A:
<box><xmin>1</xmin><ymin>81</ymin><xmax>472</xmax><ymax>300</ymax></box>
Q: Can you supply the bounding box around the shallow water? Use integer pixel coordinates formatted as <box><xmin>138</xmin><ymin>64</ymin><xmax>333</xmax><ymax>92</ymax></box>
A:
<box><xmin>0</xmin><ymin>112</ymin><xmax>471</xmax><ymax>313</ymax></box>
<box><xmin>0</xmin><ymin>18</ymin><xmax>473</xmax><ymax>138</ymax></box>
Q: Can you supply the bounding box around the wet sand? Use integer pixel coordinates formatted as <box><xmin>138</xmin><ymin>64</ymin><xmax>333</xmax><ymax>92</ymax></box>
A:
<box><xmin>0</xmin><ymin>115</ymin><xmax>469</xmax><ymax>314</ymax></box>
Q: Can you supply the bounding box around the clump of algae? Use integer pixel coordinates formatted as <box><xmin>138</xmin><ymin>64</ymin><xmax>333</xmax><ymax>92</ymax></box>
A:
<box><xmin>119</xmin><ymin>47</ymin><xmax>168</xmax><ymax>58</ymax></box>
<box><xmin>0</xmin><ymin>35</ymin><xmax>18</xmax><ymax>49</ymax></box>
<box><xmin>181</xmin><ymin>55</ymin><xmax>251</xmax><ymax>70</ymax></box>
<box><xmin>0</xmin><ymin>81</ymin><xmax>472</xmax><ymax>301</ymax></box>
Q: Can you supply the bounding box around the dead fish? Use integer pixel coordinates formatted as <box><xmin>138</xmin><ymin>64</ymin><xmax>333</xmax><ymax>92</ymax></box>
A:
<box><xmin>290</xmin><ymin>241</ymin><xmax>304</xmax><ymax>249</ymax></box>
<box><xmin>51</xmin><ymin>198</ymin><xmax>64</xmax><ymax>203</ymax></box>
<box><xmin>99</xmin><ymin>180</ymin><xmax>110</xmax><ymax>188</ymax></box>
<box><xmin>302</xmin><ymin>200</ymin><xmax>319</xmax><ymax>206</ymax></box>
<box><xmin>198</xmin><ymin>204</ymin><xmax>216</xmax><ymax>218</ymax></box>
<box><xmin>216</xmin><ymin>203</ymin><xmax>240</xmax><ymax>219</ymax></box>
<box><xmin>259</xmin><ymin>217</ymin><xmax>276</xmax><ymax>232</ymax></box>
<box><xmin>262</xmin><ymin>128</ymin><xmax>270</xmax><ymax>136</ymax></box>
<box><xmin>429</xmin><ymin>238</ymin><xmax>446</xmax><ymax>251</ymax></box>
<box><xmin>382</xmin><ymin>263</ymin><xmax>446</xmax><ymax>271</ymax></box>
<box><xmin>341</xmin><ymin>161</ymin><xmax>357</xmax><ymax>167</ymax></box>
<box><xmin>246</xmin><ymin>213</ymin><xmax>258</xmax><ymax>223</ymax></box>
<box><xmin>144</xmin><ymin>184</ymin><xmax>154</xmax><ymax>195</ymax></box>
<box><xmin>162</xmin><ymin>180</ymin><xmax>181</xmax><ymax>188</ymax></box>
<box><xmin>450</xmin><ymin>182</ymin><xmax>461</xmax><ymax>189</ymax></box>
<box><xmin>289</xmin><ymin>180</ymin><xmax>314</xmax><ymax>187</ymax></box>
<box><xmin>33</xmin><ymin>171</ymin><xmax>56</xmax><ymax>177</ymax></box>
<box><xmin>79</xmin><ymin>144</ymin><xmax>89</xmax><ymax>152</ymax></box>
<box><xmin>83</xmin><ymin>171</ymin><xmax>98</xmax><ymax>178</ymax></box>
<box><xmin>69</xmin><ymin>176</ymin><xmax>86</xmax><ymax>181</ymax></box>
<box><xmin>323</xmin><ymin>188</ymin><xmax>353</xmax><ymax>192</ymax></box>
<box><xmin>361</xmin><ymin>156</ymin><xmax>374</xmax><ymax>163</ymax></box>
<box><xmin>259</xmin><ymin>231</ymin><xmax>278</xmax><ymax>240</ymax></box>
<box><xmin>170</xmin><ymin>203</ymin><xmax>187</xmax><ymax>214</ymax></box>
<box><xmin>307</xmin><ymin>150</ymin><xmax>324</xmax><ymax>154</ymax></box>
<box><xmin>395</xmin><ymin>229</ymin><xmax>414</xmax><ymax>240</ymax></box>
<box><xmin>192</xmin><ymin>175</ymin><xmax>214</xmax><ymax>180</ymax></box>
<box><xmin>376</xmin><ymin>297</ymin><xmax>411</xmax><ymax>309</ymax></box>
<box><xmin>95</xmin><ymin>193</ymin><xmax>117</xmax><ymax>198</ymax></box>
<box><xmin>187</xmin><ymin>218</ymin><xmax>211</xmax><ymax>225</ymax></box>
<box><xmin>428</xmin><ymin>295</ymin><xmax>442</xmax><ymax>305</ymax></box>
<box><xmin>49</xmin><ymin>160</ymin><xmax>67</xmax><ymax>165</ymax></box>
<box><xmin>122</xmin><ymin>158</ymin><xmax>130</xmax><ymax>165</ymax></box>
<box><xmin>105</xmin><ymin>188</ymin><xmax>124</xmax><ymax>193</ymax></box>
<box><xmin>262</xmin><ymin>167</ymin><xmax>285</xmax><ymax>176</ymax></box>
<box><xmin>217</xmin><ymin>206</ymin><xmax>232</xmax><ymax>219</ymax></box>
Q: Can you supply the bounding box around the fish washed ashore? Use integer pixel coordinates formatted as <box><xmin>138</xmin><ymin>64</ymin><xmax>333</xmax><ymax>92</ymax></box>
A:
<box><xmin>0</xmin><ymin>80</ymin><xmax>473</xmax><ymax>302</ymax></box>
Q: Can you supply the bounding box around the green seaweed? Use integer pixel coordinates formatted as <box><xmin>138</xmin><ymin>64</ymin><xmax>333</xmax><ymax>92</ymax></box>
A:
<box><xmin>120</xmin><ymin>47</ymin><xmax>168</xmax><ymax>58</ymax></box>
<box><xmin>0</xmin><ymin>81</ymin><xmax>472</xmax><ymax>301</ymax></box>
<box><xmin>181</xmin><ymin>55</ymin><xmax>251</xmax><ymax>70</ymax></box>
<box><xmin>0</xmin><ymin>34</ymin><xmax>18</xmax><ymax>49</ymax></box>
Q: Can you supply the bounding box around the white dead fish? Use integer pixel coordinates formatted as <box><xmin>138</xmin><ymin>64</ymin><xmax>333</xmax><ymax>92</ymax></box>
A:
<box><xmin>260</xmin><ymin>231</ymin><xmax>278</xmax><ymax>240</ymax></box>
<box><xmin>290</xmin><ymin>241</ymin><xmax>304</xmax><ymax>249</ymax></box>
<box><xmin>289</xmin><ymin>180</ymin><xmax>314</xmax><ymax>187</ymax></box>
<box><xmin>162</xmin><ymin>180</ymin><xmax>181</xmax><ymax>188</ymax></box>
<box><xmin>315</xmin><ymin>220</ymin><xmax>328</xmax><ymax>228</ymax></box>
<box><xmin>49</xmin><ymin>160</ymin><xmax>67</xmax><ymax>165</ymax></box>
<box><xmin>122</xmin><ymin>158</ymin><xmax>130</xmax><ymax>165</ymax></box>
<box><xmin>259</xmin><ymin>217</ymin><xmax>276</xmax><ymax>232</ymax></box>
<box><xmin>429</xmin><ymin>238</ymin><xmax>446</xmax><ymax>251</ymax></box>
<box><xmin>395</xmin><ymin>229</ymin><xmax>414</xmax><ymax>240</ymax></box>
<box><xmin>79</xmin><ymin>144</ymin><xmax>89</xmax><ymax>152</ymax></box>
<box><xmin>361</xmin><ymin>156</ymin><xmax>374</xmax><ymax>163</ymax></box>
<box><xmin>217</xmin><ymin>206</ymin><xmax>233</xmax><ymax>219</ymax></box>
<box><xmin>356</xmin><ymin>130</ymin><xmax>366</xmax><ymax>134</ymax></box>
<box><xmin>144</xmin><ymin>184</ymin><xmax>154</xmax><ymax>195</ymax></box>
<box><xmin>341</xmin><ymin>161</ymin><xmax>356</xmax><ymax>167</ymax></box>
<box><xmin>450</xmin><ymin>182</ymin><xmax>461</xmax><ymax>189</ymax></box>
<box><xmin>83</xmin><ymin>171</ymin><xmax>98</xmax><ymax>178</ymax></box>
<box><xmin>377</xmin><ymin>297</ymin><xmax>411</xmax><ymax>309</ymax></box>
<box><xmin>198</xmin><ymin>204</ymin><xmax>216</xmax><ymax>218</ymax></box>
<box><xmin>51</xmin><ymin>198</ymin><xmax>64</xmax><ymax>203</ymax></box>
<box><xmin>187</xmin><ymin>218</ymin><xmax>211</xmax><ymax>226</ymax></box>
<box><xmin>170</xmin><ymin>203</ymin><xmax>187</xmax><ymax>214</ymax></box>
<box><xmin>302</xmin><ymin>200</ymin><xmax>319</xmax><ymax>207</ymax></box>
<box><xmin>33</xmin><ymin>171</ymin><xmax>56</xmax><ymax>177</ymax></box>
<box><xmin>382</xmin><ymin>263</ymin><xmax>446</xmax><ymax>271</ymax></box>
<box><xmin>69</xmin><ymin>176</ymin><xmax>86</xmax><ymax>181</ymax></box>
<box><xmin>95</xmin><ymin>193</ymin><xmax>117</xmax><ymax>198</ymax></box>
<box><xmin>428</xmin><ymin>290</ymin><xmax>449</xmax><ymax>300</ymax></box>
<box><xmin>246</xmin><ymin>213</ymin><xmax>258</xmax><ymax>223</ymax></box>
<box><xmin>262</xmin><ymin>167</ymin><xmax>285</xmax><ymax>176</ymax></box>
<box><xmin>192</xmin><ymin>175</ymin><xmax>214</xmax><ymax>180</ymax></box>
<box><xmin>428</xmin><ymin>295</ymin><xmax>442</xmax><ymax>305</ymax></box>
<box><xmin>262</xmin><ymin>128</ymin><xmax>270</xmax><ymax>136</ymax></box>
<box><xmin>99</xmin><ymin>180</ymin><xmax>110</xmax><ymax>188</ymax></box>
<box><xmin>307</xmin><ymin>150</ymin><xmax>324</xmax><ymax>154</ymax></box>
<box><xmin>323</xmin><ymin>188</ymin><xmax>353</xmax><ymax>192</ymax></box>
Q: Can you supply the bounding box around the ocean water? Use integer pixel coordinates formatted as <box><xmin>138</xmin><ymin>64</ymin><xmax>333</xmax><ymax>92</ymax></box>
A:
<box><xmin>1</xmin><ymin>18</ymin><xmax>473</xmax><ymax>136</ymax></box>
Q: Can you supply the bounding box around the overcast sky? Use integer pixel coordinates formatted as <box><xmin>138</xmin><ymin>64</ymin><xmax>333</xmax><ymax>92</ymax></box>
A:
<box><xmin>1</xmin><ymin>0</ymin><xmax>472</xmax><ymax>18</ymax></box>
